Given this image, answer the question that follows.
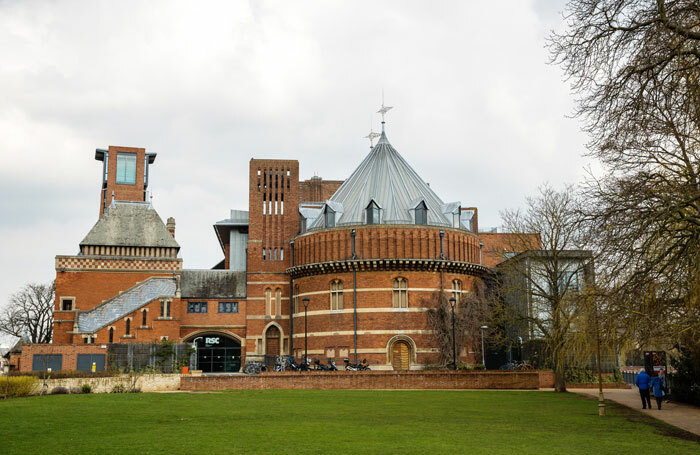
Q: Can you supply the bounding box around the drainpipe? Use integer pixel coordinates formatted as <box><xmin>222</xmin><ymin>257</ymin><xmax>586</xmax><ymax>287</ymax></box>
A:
<box><xmin>289</xmin><ymin>240</ymin><xmax>295</xmax><ymax>355</ymax></box>
<box><xmin>439</xmin><ymin>230</ymin><xmax>445</xmax><ymax>260</ymax></box>
<box><xmin>351</xmin><ymin>229</ymin><xmax>358</xmax><ymax>363</ymax></box>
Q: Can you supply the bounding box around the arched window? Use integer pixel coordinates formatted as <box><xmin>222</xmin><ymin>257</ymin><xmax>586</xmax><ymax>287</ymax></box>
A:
<box><xmin>142</xmin><ymin>309</ymin><xmax>147</xmax><ymax>327</ymax></box>
<box><xmin>330</xmin><ymin>279</ymin><xmax>343</xmax><ymax>310</ymax></box>
<box><xmin>393</xmin><ymin>277</ymin><xmax>408</xmax><ymax>308</ymax></box>
<box><xmin>275</xmin><ymin>288</ymin><xmax>282</xmax><ymax>316</ymax></box>
<box><xmin>294</xmin><ymin>285</ymin><xmax>300</xmax><ymax>314</ymax></box>
<box><xmin>324</xmin><ymin>206</ymin><xmax>335</xmax><ymax>228</ymax></box>
<box><xmin>265</xmin><ymin>288</ymin><xmax>272</xmax><ymax>316</ymax></box>
<box><xmin>415</xmin><ymin>201</ymin><xmax>428</xmax><ymax>225</ymax></box>
<box><xmin>109</xmin><ymin>327</ymin><xmax>114</xmax><ymax>343</ymax></box>
<box><xmin>125</xmin><ymin>318</ymin><xmax>131</xmax><ymax>335</ymax></box>
<box><xmin>452</xmin><ymin>279</ymin><xmax>462</xmax><ymax>304</ymax></box>
<box><xmin>366</xmin><ymin>201</ymin><xmax>380</xmax><ymax>225</ymax></box>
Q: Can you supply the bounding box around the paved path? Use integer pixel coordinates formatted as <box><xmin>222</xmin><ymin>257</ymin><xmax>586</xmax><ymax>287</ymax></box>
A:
<box><xmin>571</xmin><ymin>387</ymin><xmax>700</xmax><ymax>436</ymax></box>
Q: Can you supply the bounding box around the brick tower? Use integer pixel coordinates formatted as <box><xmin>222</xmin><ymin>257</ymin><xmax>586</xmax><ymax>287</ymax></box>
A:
<box><xmin>95</xmin><ymin>146</ymin><xmax>157</xmax><ymax>216</ymax></box>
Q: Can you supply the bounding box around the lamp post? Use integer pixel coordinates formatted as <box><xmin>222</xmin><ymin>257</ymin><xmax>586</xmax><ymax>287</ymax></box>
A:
<box><xmin>480</xmin><ymin>326</ymin><xmax>488</xmax><ymax>369</ymax></box>
<box><xmin>449</xmin><ymin>297</ymin><xmax>457</xmax><ymax>370</ymax></box>
<box><xmin>303</xmin><ymin>297</ymin><xmax>310</xmax><ymax>366</ymax></box>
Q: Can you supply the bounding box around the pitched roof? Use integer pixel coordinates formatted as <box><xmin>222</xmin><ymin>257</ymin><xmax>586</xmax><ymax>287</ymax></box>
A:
<box><xmin>80</xmin><ymin>202</ymin><xmax>180</xmax><ymax>248</ymax></box>
<box><xmin>309</xmin><ymin>130</ymin><xmax>452</xmax><ymax>229</ymax></box>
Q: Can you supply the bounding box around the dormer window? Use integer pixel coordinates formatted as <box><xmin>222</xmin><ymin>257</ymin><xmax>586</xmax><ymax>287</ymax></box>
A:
<box><xmin>415</xmin><ymin>201</ymin><xmax>428</xmax><ymax>225</ymax></box>
<box><xmin>325</xmin><ymin>206</ymin><xmax>335</xmax><ymax>228</ymax></box>
<box><xmin>366</xmin><ymin>201</ymin><xmax>380</xmax><ymax>225</ymax></box>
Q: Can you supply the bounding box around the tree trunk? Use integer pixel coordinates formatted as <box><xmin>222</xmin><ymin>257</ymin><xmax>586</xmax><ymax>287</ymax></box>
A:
<box><xmin>553</xmin><ymin>350</ymin><xmax>567</xmax><ymax>392</ymax></box>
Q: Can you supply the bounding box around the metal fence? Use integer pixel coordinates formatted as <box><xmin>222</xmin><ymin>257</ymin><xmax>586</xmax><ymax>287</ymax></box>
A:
<box><xmin>107</xmin><ymin>343</ymin><xmax>194</xmax><ymax>373</ymax></box>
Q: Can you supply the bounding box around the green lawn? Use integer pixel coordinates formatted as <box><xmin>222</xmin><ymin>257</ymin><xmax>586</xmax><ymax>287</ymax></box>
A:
<box><xmin>1</xmin><ymin>390</ymin><xmax>697</xmax><ymax>454</ymax></box>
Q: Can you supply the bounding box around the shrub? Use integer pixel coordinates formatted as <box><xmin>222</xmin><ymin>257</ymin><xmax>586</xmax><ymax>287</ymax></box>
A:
<box><xmin>110</xmin><ymin>383</ymin><xmax>126</xmax><ymax>393</ymax></box>
<box><xmin>129</xmin><ymin>387</ymin><xmax>142</xmax><ymax>393</ymax></box>
<box><xmin>670</xmin><ymin>346</ymin><xmax>700</xmax><ymax>406</ymax></box>
<box><xmin>4</xmin><ymin>376</ymin><xmax>39</xmax><ymax>398</ymax></box>
<box><xmin>81</xmin><ymin>384</ymin><xmax>92</xmax><ymax>394</ymax></box>
<box><xmin>70</xmin><ymin>386</ymin><xmax>82</xmax><ymax>394</ymax></box>
<box><xmin>50</xmin><ymin>386</ymin><xmax>69</xmax><ymax>395</ymax></box>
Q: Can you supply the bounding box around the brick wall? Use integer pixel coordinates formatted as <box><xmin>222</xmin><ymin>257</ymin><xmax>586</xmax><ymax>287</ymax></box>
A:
<box><xmin>19</xmin><ymin>344</ymin><xmax>108</xmax><ymax>372</ymax></box>
<box><xmin>298</xmin><ymin>177</ymin><xmax>343</xmax><ymax>202</ymax></box>
<box><xmin>181</xmin><ymin>370</ymin><xmax>540</xmax><ymax>390</ymax></box>
<box><xmin>294</xmin><ymin>225</ymin><xmax>481</xmax><ymax>265</ymax></box>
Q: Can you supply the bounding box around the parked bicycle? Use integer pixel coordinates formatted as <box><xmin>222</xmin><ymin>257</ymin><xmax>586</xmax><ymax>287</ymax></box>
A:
<box><xmin>499</xmin><ymin>361</ymin><xmax>533</xmax><ymax>371</ymax></box>
<box><xmin>243</xmin><ymin>361</ymin><xmax>268</xmax><ymax>375</ymax></box>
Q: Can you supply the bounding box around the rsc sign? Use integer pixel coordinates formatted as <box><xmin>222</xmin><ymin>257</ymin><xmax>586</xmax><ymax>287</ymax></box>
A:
<box><xmin>205</xmin><ymin>337</ymin><xmax>220</xmax><ymax>345</ymax></box>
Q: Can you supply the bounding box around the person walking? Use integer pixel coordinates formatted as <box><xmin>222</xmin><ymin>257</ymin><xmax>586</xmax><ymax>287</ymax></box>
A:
<box><xmin>650</xmin><ymin>370</ymin><xmax>666</xmax><ymax>410</ymax></box>
<box><xmin>635</xmin><ymin>368</ymin><xmax>652</xmax><ymax>409</ymax></box>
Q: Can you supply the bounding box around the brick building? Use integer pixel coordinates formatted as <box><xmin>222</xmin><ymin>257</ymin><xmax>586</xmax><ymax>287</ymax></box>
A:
<box><xmin>40</xmin><ymin>122</ymin><xmax>538</xmax><ymax>373</ymax></box>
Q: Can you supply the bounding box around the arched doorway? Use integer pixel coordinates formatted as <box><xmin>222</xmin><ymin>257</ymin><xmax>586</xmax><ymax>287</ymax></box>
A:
<box><xmin>392</xmin><ymin>340</ymin><xmax>411</xmax><ymax>371</ymax></box>
<box><xmin>265</xmin><ymin>325</ymin><xmax>280</xmax><ymax>357</ymax></box>
<box><xmin>192</xmin><ymin>334</ymin><xmax>241</xmax><ymax>373</ymax></box>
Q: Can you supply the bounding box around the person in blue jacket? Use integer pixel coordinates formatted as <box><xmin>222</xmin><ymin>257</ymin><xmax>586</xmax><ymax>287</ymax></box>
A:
<box><xmin>650</xmin><ymin>370</ymin><xmax>667</xmax><ymax>410</ymax></box>
<box><xmin>635</xmin><ymin>369</ymin><xmax>651</xmax><ymax>409</ymax></box>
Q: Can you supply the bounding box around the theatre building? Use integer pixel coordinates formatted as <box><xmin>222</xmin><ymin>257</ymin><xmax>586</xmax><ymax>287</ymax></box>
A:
<box><xmin>24</xmin><ymin>122</ymin><xmax>529</xmax><ymax>373</ymax></box>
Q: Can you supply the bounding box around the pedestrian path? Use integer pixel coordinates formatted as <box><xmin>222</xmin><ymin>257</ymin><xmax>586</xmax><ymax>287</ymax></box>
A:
<box><xmin>571</xmin><ymin>388</ymin><xmax>700</xmax><ymax>436</ymax></box>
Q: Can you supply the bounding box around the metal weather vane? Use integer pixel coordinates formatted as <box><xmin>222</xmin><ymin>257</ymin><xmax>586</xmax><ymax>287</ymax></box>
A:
<box><xmin>364</xmin><ymin>128</ymin><xmax>380</xmax><ymax>147</ymax></box>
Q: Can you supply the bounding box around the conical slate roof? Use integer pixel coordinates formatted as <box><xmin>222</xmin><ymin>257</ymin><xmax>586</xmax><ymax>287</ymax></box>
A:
<box><xmin>309</xmin><ymin>128</ymin><xmax>452</xmax><ymax>228</ymax></box>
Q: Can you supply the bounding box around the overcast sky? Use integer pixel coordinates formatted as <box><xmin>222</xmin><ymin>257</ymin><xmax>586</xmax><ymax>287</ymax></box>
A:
<box><xmin>0</xmin><ymin>0</ymin><xmax>588</xmax><ymax>346</ymax></box>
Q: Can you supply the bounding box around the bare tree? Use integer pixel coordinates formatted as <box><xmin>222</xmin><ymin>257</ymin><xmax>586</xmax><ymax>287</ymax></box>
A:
<box><xmin>0</xmin><ymin>281</ymin><xmax>55</xmax><ymax>343</ymax></box>
<box><xmin>423</xmin><ymin>278</ymin><xmax>490</xmax><ymax>368</ymax></box>
<box><xmin>492</xmin><ymin>184</ymin><xmax>593</xmax><ymax>392</ymax></box>
<box><xmin>550</xmin><ymin>1</ymin><xmax>700</xmax><ymax>348</ymax></box>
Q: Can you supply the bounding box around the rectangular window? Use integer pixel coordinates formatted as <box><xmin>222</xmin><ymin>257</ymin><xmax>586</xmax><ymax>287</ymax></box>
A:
<box><xmin>218</xmin><ymin>301</ymin><xmax>239</xmax><ymax>313</ymax></box>
<box><xmin>160</xmin><ymin>300</ymin><xmax>171</xmax><ymax>318</ymax></box>
<box><xmin>60</xmin><ymin>298</ymin><xmax>73</xmax><ymax>311</ymax></box>
<box><xmin>116</xmin><ymin>153</ymin><xmax>137</xmax><ymax>184</ymax></box>
<box><xmin>187</xmin><ymin>301</ymin><xmax>208</xmax><ymax>313</ymax></box>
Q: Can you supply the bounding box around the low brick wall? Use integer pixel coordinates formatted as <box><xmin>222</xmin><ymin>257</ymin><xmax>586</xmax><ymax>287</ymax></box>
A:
<box><xmin>36</xmin><ymin>374</ymin><xmax>181</xmax><ymax>394</ymax></box>
<box><xmin>181</xmin><ymin>371</ymin><xmax>540</xmax><ymax>391</ymax></box>
<box><xmin>538</xmin><ymin>370</ymin><xmax>555</xmax><ymax>388</ymax></box>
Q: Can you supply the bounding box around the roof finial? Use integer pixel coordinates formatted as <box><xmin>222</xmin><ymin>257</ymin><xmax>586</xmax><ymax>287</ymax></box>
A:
<box><xmin>377</xmin><ymin>89</ymin><xmax>393</xmax><ymax>133</ymax></box>
<box><xmin>364</xmin><ymin>126</ymin><xmax>380</xmax><ymax>148</ymax></box>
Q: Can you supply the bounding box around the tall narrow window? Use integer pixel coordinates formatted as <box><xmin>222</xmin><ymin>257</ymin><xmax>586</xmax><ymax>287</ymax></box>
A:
<box><xmin>280</xmin><ymin>248</ymin><xmax>284</xmax><ymax>261</ymax></box>
<box><xmin>125</xmin><ymin>318</ymin><xmax>131</xmax><ymax>335</ymax></box>
<box><xmin>452</xmin><ymin>279</ymin><xmax>462</xmax><ymax>304</ymax></box>
<box><xmin>366</xmin><ymin>200</ymin><xmax>380</xmax><ymax>225</ymax></box>
<box><xmin>265</xmin><ymin>288</ymin><xmax>272</xmax><ymax>316</ymax></box>
<box><xmin>275</xmin><ymin>288</ymin><xmax>282</xmax><ymax>316</ymax></box>
<box><xmin>109</xmin><ymin>327</ymin><xmax>114</xmax><ymax>343</ymax></box>
<box><xmin>142</xmin><ymin>309</ymin><xmax>147</xmax><ymax>327</ymax></box>
<box><xmin>325</xmin><ymin>206</ymin><xmax>335</xmax><ymax>227</ymax></box>
<box><xmin>330</xmin><ymin>280</ymin><xmax>344</xmax><ymax>310</ymax></box>
<box><xmin>262</xmin><ymin>248</ymin><xmax>266</xmax><ymax>260</ymax></box>
<box><xmin>415</xmin><ymin>201</ymin><xmax>428</xmax><ymax>225</ymax></box>
<box><xmin>392</xmin><ymin>277</ymin><xmax>408</xmax><ymax>308</ymax></box>
<box><xmin>116</xmin><ymin>153</ymin><xmax>137</xmax><ymax>184</ymax></box>
<box><xmin>294</xmin><ymin>285</ymin><xmax>299</xmax><ymax>314</ymax></box>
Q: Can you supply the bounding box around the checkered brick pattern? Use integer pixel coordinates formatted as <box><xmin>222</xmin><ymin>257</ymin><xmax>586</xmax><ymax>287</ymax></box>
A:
<box><xmin>56</xmin><ymin>256</ymin><xmax>182</xmax><ymax>272</ymax></box>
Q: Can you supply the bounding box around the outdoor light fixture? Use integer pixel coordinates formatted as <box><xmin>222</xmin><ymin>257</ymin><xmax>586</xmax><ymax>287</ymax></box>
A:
<box><xmin>449</xmin><ymin>297</ymin><xmax>457</xmax><ymax>371</ymax></box>
<box><xmin>480</xmin><ymin>325</ymin><xmax>489</xmax><ymax>369</ymax></box>
<box><xmin>303</xmin><ymin>297</ymin><xmax>310</xmax><ymax>365</ymax></box>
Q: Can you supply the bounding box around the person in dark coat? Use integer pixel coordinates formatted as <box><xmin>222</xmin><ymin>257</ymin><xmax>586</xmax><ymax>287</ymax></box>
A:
<box><xmin>635</xmin><ymin>369</ymin><xmax>651</xmax><ymax>409</ymax></box>
<box><xmin>650</xmin><ymin>371</ymin><xmax>666</xmax><ymax>410</ymax></box>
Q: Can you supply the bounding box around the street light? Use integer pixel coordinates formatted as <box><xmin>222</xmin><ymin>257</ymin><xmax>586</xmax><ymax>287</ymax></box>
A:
<box><xmin>303</xmin><ymin>297</ymin><xmax>310</xmax><ymax>367</ymax></box>
<box><xmin>480</xmin><ymin>326</ymin><xmax>489</xmax><ymax>369</ymax></box>
<box><xmin>449</xmin><ymin>297</ymin><xmax>457</xmax><ymax>370</ymax></box>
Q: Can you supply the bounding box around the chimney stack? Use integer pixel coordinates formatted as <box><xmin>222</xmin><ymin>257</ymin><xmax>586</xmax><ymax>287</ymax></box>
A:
<box><xmin>166</xmin><ymin>217</ymin><xmax>176</xmax><ymax>238</ymax></box>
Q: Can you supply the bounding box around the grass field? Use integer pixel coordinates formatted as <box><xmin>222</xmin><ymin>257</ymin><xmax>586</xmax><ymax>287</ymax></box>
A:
<box><xmin>1</xmin><ymin>390</ymin><xmax>698</xmax><ymax>454</ymax></box>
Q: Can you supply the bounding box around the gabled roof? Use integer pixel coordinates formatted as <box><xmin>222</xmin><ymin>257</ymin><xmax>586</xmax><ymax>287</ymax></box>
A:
<box><xmin>309</xmin><ymin>130</ymin><xmax>452</xmax><ymax>229</ymax></box>
<box><xmin>80</xmin><ymin>201</ymin><xmax>179</xmax><ymax>248</ymax></box>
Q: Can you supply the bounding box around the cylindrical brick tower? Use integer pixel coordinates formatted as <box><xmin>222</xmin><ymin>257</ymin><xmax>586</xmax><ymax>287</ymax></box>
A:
<box><xmin>288</xmin><ymin>127</ymin><xmax>488</xmax><ymax>370</ymax></box>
